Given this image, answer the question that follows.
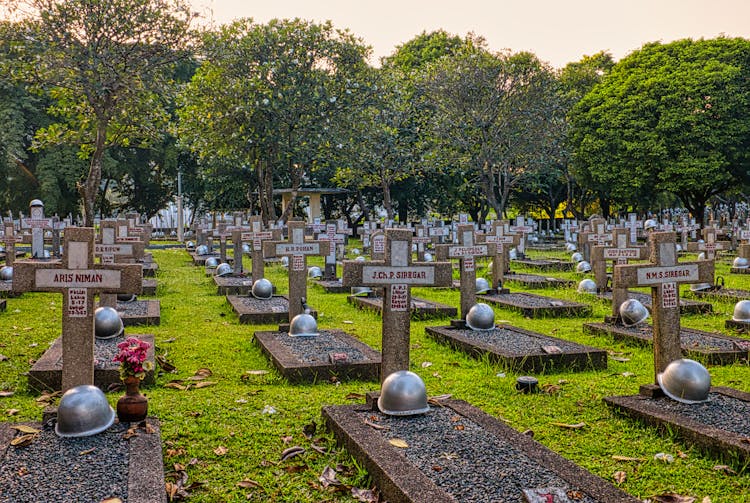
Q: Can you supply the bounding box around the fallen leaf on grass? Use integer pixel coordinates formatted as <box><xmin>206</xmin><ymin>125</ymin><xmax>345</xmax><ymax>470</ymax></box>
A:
<box><xmin>164</xmin><ymin>382</ymin><xmax>187</xmax><ymax>391</ymax></box>
<box><xmin>192</xmin><ymin>381</ymin><xmax>216</xmax><ymax>389</ymax></box>
<box><xmin>551</xmin><ymin>422</ymin><xmax>586</xmax><ymax>429</ymax></box>
<box><xmin>0</xmin><ymin>391</ymin><xmax>14</xmax><ymax>398</ymax></box>
<box><xmin>188</xmin><ymin>368</ymin><xmax>212</xmax><ymax>380</ymax></box>
<box><xmin>237</xmin><ymin>479</ymin><xmax>262</xmax><ymax>489</ymax></box>
<box><xmin>388</xmin><ymin>438</ymin><xmax>408</xmax><ymax>448</ymax></box>
<box><xmin>10</xmin><ymin>425</ymin><xmax>40</xmax><ymax>434</ymax></box>
<box><xmin>542</xmin><ymin>384</ymin><xmax>561</xmax><ymax>394</ymax></box>
<box><xmin>318</xmin><ymin>465</ymin><xmax>342</xmax><ymax>488</ymax></box>
<box><xmin>610</xmin><ymin>356</ymin><xmax>630</xmax><ymax>362</ymax></box>
<box><xmin>213</xmin><ymin>446</ymin><xmax>228</xmax><ymax>456</ymax></box>
<box><xmin>122</xmin><ymin>427</ymin><xmax>139</xmax><ymax>440</ymax></box>
<box><xmin>654</xmin><ymin>452</ymin><xmax>674</xmax><ymax>463</ymax></box>
<box><xmin>342</xmin><ymin>320</ymin><xmax>354</xmax><ymax>324</ymax></box>
<box><xmin>303</xmin><ymin>421</ymin><xmax>316</xmax><ymax>439</ymax></box>
<box><xmin>651</xmin><ymin>493</ymin><xmax>696</xmax><ymax>503</ymax></box>
<box><xmin>244</xmin><ymin>370</ymin><xmax>269</xmax><ymax>376</ymax></box>
<box><xmin>612</xmin><ymin>455</ymin><xmax>644</xmax><ymax>462</ymax></box>
<box><xmin>161</xmin><ymin>338</ymin><xmax>176</xmax><ymax>343</ymax></box>
<box><xmin>712</xmin><ymin>465</ymin><xmax>737</xmax><ymax>475</ymax></box>
<box><xmin>613</xmin><ymin>470</ymin><xmax>627</xmax><ymax>483</ymax></box>
<box><xmin>427</xmin><ymin>394</ymin><xmax>452</xmax><ymax>405</ymax></box>
<box><xmin>421</xmin><ymin>361</ymin><xmax>432</xmax><ymax>368</ymax></box>
<box><xmin>156</xmin><ymin>355</ymin><xmax>176</xmax><ymax>372</ymax></box>
<box><xmin>280</xmin><ymin>446</ymin><xmax>305</xmax><ymax>461</ymax></box>
<box><xmin>345</xmin><ymin>392</ymin><xmax>364</xmax><ymax>400</ymax></box>
<box><xmin>351</xmin><ymin>487</ymin><xmax>380</xmax><ymax>502</ymax></box>
<box><xmin>6</xmin><ymin>409</ymin><xmax>19</xmax><ymax>416</ymax></box>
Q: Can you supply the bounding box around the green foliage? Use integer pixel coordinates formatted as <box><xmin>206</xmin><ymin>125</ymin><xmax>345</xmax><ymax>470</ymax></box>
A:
<box><xmin>571</xmin><ymin>38</ymin><xmax>750</xmax><ymax>222</ymax></box>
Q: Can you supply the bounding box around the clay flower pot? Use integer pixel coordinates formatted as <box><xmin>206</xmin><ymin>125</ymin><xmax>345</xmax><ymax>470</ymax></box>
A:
<box><xmin>116</xmin><ymin>376</ymin><xmax>148</xmax><ymax>423</ymax></box>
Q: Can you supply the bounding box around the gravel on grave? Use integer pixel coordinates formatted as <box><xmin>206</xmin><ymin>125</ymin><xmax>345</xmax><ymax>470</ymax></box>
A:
<box><xmin>487</xmin><ymin>292</ymin><xmax>579</xmax><ymax>307</ymax></box>
<box><xmin>643</xmin><ymin>393</ymin><xmax>750</xmax><ymax>437</ymax></box>
<box><xmin>54</xmin><ymin>335</ymin><xmax>125</xmax><ymax>369</ymax></box>
<box><xmin>355</xmin><ymin>407</ymin><xmax>597</xmax><ymax>503</ymax></box>
<box><xmin>0</xmin><ymin>424</ymin><xmax>129</xmax><ymax>503</ymax></box>
<box><xmin>216</xmin><ymin>276</ymin><xmax>254</xmax><ymax>286</ymax></box>
<box><xmin>116</xmin><ymin>300</ymin><xmax>151</xmax><ymax>316</ymax></box>
<box><xmin>612</xmin><ymin>324</ymin><xmax>737</xmax><ymax>351</ymax></box>
<box><xmin>272</xmin><ymin>330</ymin><xmax>367</xmax><ymax>363</ymax></box>
<box><xmin>504</xmin><ymin>273</ymin><xmax>570</xmax><ymax>283</ymax></box>
<box><xmin>451</xmin><ymin>327</ymin><xmax>590</xmax><ymax>353</ymax></box>
<box><xmin>600</xmin><ymin>291</ymin><xmax>703</xmax><ymax>308</ymax></box>
<box><xmin>234</xmin><ymin>295</ymin><xmax>288</xmax><ymax>312</ymax></box>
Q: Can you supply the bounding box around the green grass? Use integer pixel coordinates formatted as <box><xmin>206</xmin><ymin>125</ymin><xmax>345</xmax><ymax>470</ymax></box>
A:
<box><xmin>1</xmin><ymin>244</ymin><xmax>749</xmax><ymax>502</ymax></box>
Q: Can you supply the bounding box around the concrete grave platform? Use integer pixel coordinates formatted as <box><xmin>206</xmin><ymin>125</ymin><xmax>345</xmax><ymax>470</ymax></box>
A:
<box><xmin>323</xmin><ymin>399</ymin><xmax>638</xmax><ymax>503</ymax></box>
<box><xmin>479</xmin><ymin>291</ymin><xmax>592</xmax><ymax>318</ymax></box>
<box><xmin>214</xmin><ymin>274</ymin><xmax>254</xmax><ymax>295</ymax></box>
<box><xmin>426</xmin><ymin>323</ymin><xmax>607</xmax><ymax>372</ymax></box>
<box><xmin>253</xmin><ymin>329</ymin><xmax>381</xmax><ymax>383</ymax></box>
<box><xmin>227</xmin><ymin>294</ymin><xmax>317</xmax><ymax>324</ymax></box>
<box><xmin>583</xmin><ymin>322</ymin><xmax>750</xmax><ymax>364</ymax></box>
<box><xmin>141</xmin><ymin>261</ymin><xmax>158</xmax><ymax>277</ymax></box>
<box><xmin>314</xmin><ymin>279</ymin><xmax>350</xmax><ymax>293</ymax></box>
<box><xmin>190</xmin><ymin>252</ymin><xmax>221</xmax><ymax>266</ymax></box>
<box><xmin>605</xmin><ymin>385</ymin><xmax>750</xmax><ymax>466</ymax></box>
<box><xmin>0</xmin><ymin>280</ymin><xmax>21</xmax><ymax>298</ymax></box>
<box><xmin>730</xmin><ymin>266</ymin><xmax>750</xmax><ymax>274</ymax></box>
<box><xmin>503</xmin><ymin>272</ymin><xmax>574</xmax><ymax>289</ymax></box>
<box><xmin>113</xmin><ymin>299</ymin><xmax>161</xmax><ymax>326</ymax></box>
<box><xmin>597</xmin><ymin>290</ymin><xmax>713</xmax><ymax>315</ymax></box>
<box><xmin>725</xmin><ymin>319</ymin><xmax>750</xmax><ymax>332</ymax></box>
<box><xmin>512</xmin><ymin>258</ymin><xmax>575</xmax><ymax>272</ymax></box>
<box><xmin>347</xmin><ymin>294</ymin><xmax>457</xmax><ymax>320</ymax></box>
<box><xmin>0</xmin><ymin>418</ymin><xmax>166</xmax><ymax>503</ymax></box>
<box><xmin>28</xmin><ymin>333</ymin><xmax>156</xmax><ymax>392</ymax></box>
<box><xmin>142</xmin><ymin>278</ymin><xmax>157</xmax><ymax>296</ymax></box>
<box><xmin>686</xmin><ymin>286</ymin><xmax>750</xmax><ymax>302</ymax></box>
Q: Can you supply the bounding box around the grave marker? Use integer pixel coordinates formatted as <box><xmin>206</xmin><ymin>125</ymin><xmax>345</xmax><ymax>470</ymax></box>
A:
<box><xmin>613</xmin><ymin>232</ymin><xmax>714</xmax><ymax>381</ymax></box>
<box><xmin>13</xmin><ymin>228</ymin><xmax>141</xmax><ymax>391</ymax></box>
<box><xmin>263</xmin><ymin>220</ymin><xmax>330</xmax><ymax>320</ymax></box>
<box><xmin>21</xmin><ymin>199</ymin><xmax>53</xmax><ymax>258</ymax></box>
<box><xmin>342</xmin><ymin>228</ymin><xmax>452</xmax><ymax>380</ymax></box>
<box><xmin>591</xmin><ymin>228</ymin><xmax>648</xmax><ymax>295</ymax></box>
<box><xmin>238</xmin><ymin>217</ymin><xmax>281</xmax><ymax>280</ymax></box>
<box><xmin>318</xmin><ymin>221</ymin><xmax>346</xmax><ymax>280</ymax></box>
<box><xmin>482</xmin><ymin>220</ymin><xmax>519</xmax><ymax>290</ymax></box>
<box><xmin>3</xmin><ymin>222</ymin><xmax>17</xmax><ymax>266</ymax></box>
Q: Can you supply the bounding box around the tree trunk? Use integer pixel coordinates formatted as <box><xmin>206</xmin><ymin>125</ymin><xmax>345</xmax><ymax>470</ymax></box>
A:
<box><xmin>79</xmin><ymin>119</ymin><xmax>108</xmax><ymax>226</ymax></box>
<box><xmin>382</xmin><ymin>179</ymin><xmax>393</xmax><ymax>220</ymax></box>
<box><xmin>279</xmin><ymin>164</ymin><xmax>300</xmax><ymax>223</ymax></box>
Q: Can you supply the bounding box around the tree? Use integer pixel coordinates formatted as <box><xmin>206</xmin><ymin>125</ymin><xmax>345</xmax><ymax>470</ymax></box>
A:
<box><xmin>177</xmin><ymin>18</ymin><xmax>370</xmax><ymax>224</ymax></box>
<box><xmin>4</xmin><ymin>0</ymin><xmax>196</xmax><ymax>225</ymax></box>
<box><xmin>570</xmin><ymin>38</ymin><xmax>750</xmax><ymax>224</ymax></box>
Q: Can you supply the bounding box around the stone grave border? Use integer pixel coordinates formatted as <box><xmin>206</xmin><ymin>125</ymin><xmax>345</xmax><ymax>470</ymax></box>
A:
<box><xmin>214</xmin><ymin>275</ymin><xmax>254</xmax><ymax>296</ymax></box>
<box><xmin>686</xmin><ymin>287</ymin><xmax>750</xmax><ymax>303</ymax></box>
<box><xmin>604</xmin><ymin>386</ymin><xmax>750</xmax><ymax>466</ymax></box>
<box><xmin>596</xmin><ymin>290</ymin><xmax>713</xmax><ymax>315</ymax></box>
<box><xmin>28</xmin><ymin>334</ymin><xmax>156</xmax><ymax>392</ymax></box>
<box><xmin>502</xmin><ymin>272</ymin><xmax>574</xmax><ymax>289</ymax></box>
<box><xmin>582</xmin><ymin>323</ymin><xmax>749</xmax><ymax>365</ymax></box>
<box><xmin>425</xmin><ymin>323</ymin><xmax>607</xmax><ymax>373</ymax></box>
<box><xmin>226</xmin><ymin>294</ymin><xmax>318</xmax><ymax>324</ymax></box>
<box><xmin>479</xmin><ymin>291</ymin><xmax>592</xmax><ymax>318</ymax></box>
<box><xmin>253</xmin><ymin>329</ymin><xmax>381</xmax><ymax>383</ymax></box>
<box><xmin>116</xmin><ymin>299</ymin><xmax>161</xmax><ymax>327</ymax></box>
<box><xmin>0</xmin><ymin>298</ymin><xmax>5</xmax><ymax>311</ymax></box>
<box><xmin>725</xmin><ymin>319</ymin><xmax>750</xmax><ymax>332</ymax></box>
<box><xmin>323</xmin><ymin>399</ymin><xmax>639</xmax><ymax>503</ymax></box>
<box><xmin>0</xmin><ymin>418</ymin><xmax>166</xmax><ymax>503</ymax></box>
<box><xmin>512</xmin><ymin>258</ymin><xmax>575</xmax><ymax>272</ymax></box>
<box><xmin>142</xmin><ymin>278</ymin><xmax>157</xmax><ymax>296</ymax></box>
<box><xmin>346</xmin><ymin>294</ymin><xmax>457</xmax><ymax>320</ymax></box>
<box><xmin>313</xmin><ymin>279</ymin><xmax>350</xmax><ymax>293</ymax></box>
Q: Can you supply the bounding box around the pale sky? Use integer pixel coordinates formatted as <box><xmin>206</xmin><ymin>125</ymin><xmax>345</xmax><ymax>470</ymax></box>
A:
<box><xmin>191</xmin><ymin>0</ymin><xmax>750</xmax><ymax>68</ymax></box>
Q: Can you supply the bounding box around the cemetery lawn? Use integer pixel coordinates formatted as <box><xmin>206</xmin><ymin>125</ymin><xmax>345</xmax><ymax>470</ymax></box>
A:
<box><xmin>1</xmin><ymin>245</ymin><xmax>749</xmax><ymax>502</ymax></box>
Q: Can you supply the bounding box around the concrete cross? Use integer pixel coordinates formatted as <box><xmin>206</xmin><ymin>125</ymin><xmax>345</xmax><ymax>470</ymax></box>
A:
<box><xmin>21</xmin><ymin>199</ymin><xmax>53</xmax><ymax>258</ymax></box>
<box><xmin>342</xmin><ymin>228</ymin><xmax>452</xmax><ymax>381</ymax></box>
<box><xmin>509</xmin><ymin>216</ymin><xmax>534</xmax><ymax>257</ymax></box>
<box><xmin>579</xmin><ymin>218</ymin><xmax>612</xmax><ymax>262</ymax></box>
<box><xmin>482</xmin><ymin>220</ymin><xmax>520</xmax><ymax>290</ymax></box>
<box><xmin>696</xmin><ymin>226</ymin><xmax>723</xmax><ymax>260</ymax></box>
<box><xmin>318</xmin><ymin>221</ymin><xmax>346</xmax><ymax>280</ymax></box>
<box><xmin>613</xmin><ymin>231</ymin><xmax>714</xmax><ymax>381</ymax></box>
<box><xmin>591</xmin><ymin>228</ymin><xmax>648</xmax><ymax>294</ymax></box>
<box><xmin>213</xmin><ymin>222</ymin><xmax>231</xmax><ymax>263</ymax></box>
<box><xmin>96</xmin><ymin>220</ymin><xmax>145</xmax><ymax>308</ymax></box>
<box><xmin>412</xmin><ymin>225</ymin><xmax>432</xmax><ymax>262</ymax></box>
<box><xmin>436</xmin><ymin>225</ymin><xmax>496</xmax><ymax>320</ymax></box>
<box><xmin>234</xmin><ymin>216</ymin><xmax>281</xmax><ymax>279</ymax></box>
<box><xmin>13</xmin><ymin>228</ymin><xmax>142</xmax><ymax>391</ymax></box>
<box><xmin>263</xmin><ymin>220</ymin><xmax>330</xmax><ymax>320</ymax></box>
<box><xmin>3</xmin><ymin>221</ymin><xmax>17</xmax><ymax>266</ymax></box>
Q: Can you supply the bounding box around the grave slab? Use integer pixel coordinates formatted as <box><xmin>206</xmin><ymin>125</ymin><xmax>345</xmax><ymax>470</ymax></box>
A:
<box><xmin>227</xmin><ymin>295</ymin><xmax>317</xmax><ymax>324</ymax></box>
<box><xmin>730</xmin><ymin>266</ymin><xmax>750</xmax><ymax>274</ymax></box>
<box><xmin>142</xmin><ymin>278</ymin><xmax>157</xmax><ymax>296</ymax></box>
<box><xmin>604</xmin><ymin>386</ymin><xmax>750</xmax><ymax>466</ymax></box>
<box><xmin>725</xmin><ymin>319</ymin><xmax>750</xmax><ymax>332</ymax></box>
<box><xmin>323</xmin><ymin>399</ymin><xmax>638</xmax><ymax>503</ymax></box>
<box><xmin>0</xmin><ymin>280</ymin><xmax>20</xmax><ymax>298</ymax></box>
<box><xmin>512</xmin><ymin>258</ymin><xmax>575</xmax><ymax>272</ymax></box>
<box><xmin>28</xmin><ymin>333</ymin><xmax>156</xmax><ymax>392</ymax></box>
<box><xmin>686</xmin><ymin>286</ymin><xmax>750</xmax><ymax>302</ymax></box>
<box><xmin>597</xmin><ymin>290</ymin><xmax>713</xmax><ymax>315</ymax></box>
<box><xmin>214</xmin><ymin>274</ymin><xmax>255</xmax><ymax>295</ymax></box>
<box><xmin>426</xmin><ymin>324</ymin><xmax>607</xmax><ymax>372</ymax></box>
<box><xmin>0</xmin><ymin>418</ymin><xmax>166</xmax><ymax>503</ymax></box>
<box><xmin>190</xmin><ymin>251</ymin><xmax>221</xmax><ymax>266</ymax></box>
<box><xmin>113</xmin><ymin>299</ymin><xmax>161</xmax><ymax>326</ymax></box>
<box><xmin>347</xmin><ymin>294</ymin><xmax>457</xmax><ymax>320</ymax></box>
<box><xmin>502</xmin><ymin>273</ymin><xmax>574</xmax><ymax>289</ymax></box>
<box><xmin>253</xmin><ymin>329</ymin><xmax>381</xmax><ymax>383</ymax></box>
<box><xmin>141</xmin><ymin>261</ymin><xmax>158</xmax><ymax>277</ymax></box>
<box><xmin>479</xmin><ymin>292</ymin><xmax>592</xmax><ymax>318</ymax></box>
<box><xmin>314</xmin><ymin>278</ymin><xmax>350</xmax><ymax>293</ymax></box>
<box><xmin>582</xmin><ymin>322</ymin><xmax>749</xmax><ymax>364</ymax></box>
